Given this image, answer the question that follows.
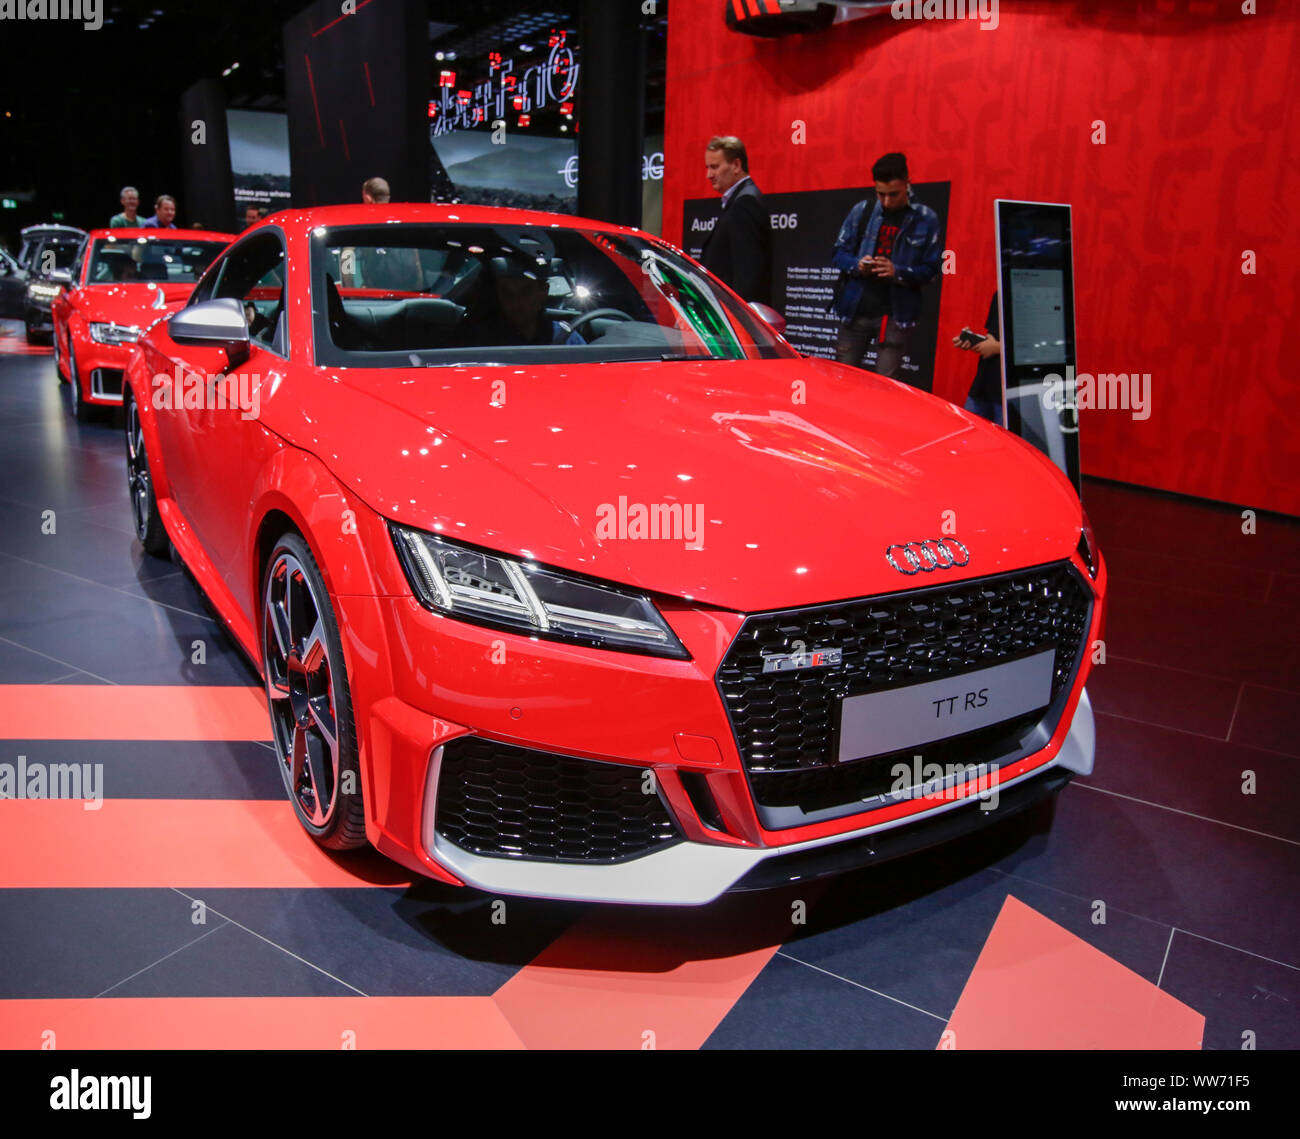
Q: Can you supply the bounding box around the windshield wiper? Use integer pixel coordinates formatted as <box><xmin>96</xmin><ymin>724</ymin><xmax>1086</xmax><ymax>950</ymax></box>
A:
<box><xmin>659</xmin><ymin>352</ymin><xmax>727</xmax><ymax>361</ymax></box>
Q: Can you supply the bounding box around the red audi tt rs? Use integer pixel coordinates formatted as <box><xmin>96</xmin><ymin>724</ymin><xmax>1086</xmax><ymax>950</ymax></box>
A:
<box><xmin>53</xmin><ymin>228</ymin><xmax>233</xmax><ymax>420</ymax></box>
<box><xmin>122</xmin><ymin>204</ymin><xmax>1106</xmax><ymax>905</ymax></box>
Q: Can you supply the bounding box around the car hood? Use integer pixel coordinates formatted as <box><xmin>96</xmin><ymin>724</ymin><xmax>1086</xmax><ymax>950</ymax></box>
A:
<box><xmin>267</xmin><ymin>357</ymin><xmax>1083</xmax><ymax>612</ymax></box>
<box><xmin>74</xmin><ymin>283</ymin><xmax>193</xmax><ymax>324</ymax></box>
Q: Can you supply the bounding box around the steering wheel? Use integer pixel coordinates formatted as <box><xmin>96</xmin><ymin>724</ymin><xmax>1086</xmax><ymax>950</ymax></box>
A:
<box><xmin>565</xmin><ymin>307</ymin><xmax>634</xmax><ymax>341</ymax></box>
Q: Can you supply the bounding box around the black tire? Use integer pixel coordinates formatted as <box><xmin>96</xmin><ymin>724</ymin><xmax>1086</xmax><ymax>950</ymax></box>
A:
<box><xmin>68</xmin><ymin>348</ymin><xmax>95</xmax><ymax>423</ymax></box>
<box><xmin>261</xmin><ymin>532</ymin><xmax>365</xmax><ymax>850</ymax></box>
<box><xmin>124</xmin><ymin>391</ymin><xmax>169</xmax><ymax>557</ymax></box>
<box><xmin>52</xmin><ymin>327</ymin><xmax>65</xmax><ymax>381</ymax></box>
<box><xmin>25</xmin><ymin>314</ymin><xmax>40</xmax><ymax>345</ymax></box>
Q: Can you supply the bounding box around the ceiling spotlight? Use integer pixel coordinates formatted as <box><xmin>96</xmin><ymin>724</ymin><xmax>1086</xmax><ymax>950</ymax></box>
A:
<box><xmin>435</xmin><ymin>51</ymin><xmax>444</xmax><ymax>60</ymax></box>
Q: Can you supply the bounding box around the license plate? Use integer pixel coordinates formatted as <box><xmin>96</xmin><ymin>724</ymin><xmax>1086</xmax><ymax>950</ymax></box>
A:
<box><xmin>837</xmin><ymin>649</ymin><xmax>1056</xmax><ymax>763</ymax></box>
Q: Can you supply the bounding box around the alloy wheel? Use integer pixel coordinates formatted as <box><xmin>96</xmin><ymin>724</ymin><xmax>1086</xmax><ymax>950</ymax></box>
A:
<box><xmin>125</xmin><ymin>399</ymin><xmax>151</xmax><ymax>540</ymax></box>
<box><xmin>263</xmin><ymin>552</ymin><xmax>341</xmax><ymax>830</ymax></box>
<box><xmin>69</xmin><ymin>351</ymin><xmax>81</xmax><ymax>419</ymax></box>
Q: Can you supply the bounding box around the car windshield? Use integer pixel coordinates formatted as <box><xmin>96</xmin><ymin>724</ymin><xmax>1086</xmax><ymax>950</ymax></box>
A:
<box><xmin>87</xmin><ymin>237</ymin><xmax>225</xmax><ymax>285</ymax></box>
<box><xmin>310</xmin><ymin>222</ymin><xmax>794</xmax><ymax>367</ymax></box>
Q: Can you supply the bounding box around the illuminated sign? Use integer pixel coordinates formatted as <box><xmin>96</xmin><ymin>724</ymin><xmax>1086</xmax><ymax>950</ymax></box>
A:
<box><xmin>430</xmin><ymin>38</ymin><xmax>579</xmax><ymax>137</ymax></box>
<box><xmin>558</xmin><ymin>153</ymin><xmax>664</xmax><ymax>189</ymax></box>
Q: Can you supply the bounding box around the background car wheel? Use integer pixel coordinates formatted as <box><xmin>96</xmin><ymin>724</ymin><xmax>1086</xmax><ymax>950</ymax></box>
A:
<box><xmin>124</xmin><ymin>392</ymin><xmax>169</xmax><ymax>557</ymax></box>
<box><xmin>262</xmin><ymin>533</ymin><xmax>365</xmax><ymax>851</ymax></box>
<box><xmin>52</xmin><ymin>328</ymin><xmax>65</xmax><ymax>381</ymax></box>
<box><xmin>68</xmin><ymin>349</ymin><xmax>94</xmax><ymax>423</ymax></box>
<box><xmin>24</xmin><ymin>314</ymin><xmax>40</xmax><ymax>345</ymax></box>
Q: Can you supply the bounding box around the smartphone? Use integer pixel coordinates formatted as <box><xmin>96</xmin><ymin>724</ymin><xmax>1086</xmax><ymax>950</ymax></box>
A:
<box><xmin>958</xmin><ymin>327</ymin><xmax>987</xmax><ymax>346</ymax></box>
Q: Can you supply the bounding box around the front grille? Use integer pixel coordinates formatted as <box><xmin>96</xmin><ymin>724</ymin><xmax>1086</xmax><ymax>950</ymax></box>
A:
<box><xmin>434</xmin><ymin>736</ymin><xmax>680</xmax><ymax>863</ymax></box>
<box><xmin>716</xmin><ymin>561</ymin><xmax>1093</xmax><ymax>826</ymax></box>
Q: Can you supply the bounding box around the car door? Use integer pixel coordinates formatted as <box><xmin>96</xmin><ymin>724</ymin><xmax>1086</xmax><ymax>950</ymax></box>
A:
<box><xmin>161</xmin><ymin>230</ymin><xmax>289</xmax><ymax>582</ymax></box>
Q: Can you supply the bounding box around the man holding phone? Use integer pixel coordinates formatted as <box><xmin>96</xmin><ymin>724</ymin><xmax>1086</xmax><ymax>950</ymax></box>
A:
<box><xmin>955</xmin><ymin>292</ymin><xmax>1003</xmax><ymax>424</ymax></box>
<box><xmin>830</xmin><ymin>152</ymin><xmax>942</xmax><ymax>383</ymax></box>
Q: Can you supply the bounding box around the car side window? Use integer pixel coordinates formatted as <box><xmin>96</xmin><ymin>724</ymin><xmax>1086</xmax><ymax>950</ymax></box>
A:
<box><xmin>211</xmin><ymin>232</ymin><xmax>288</xmax><ymax>358</ymax></box>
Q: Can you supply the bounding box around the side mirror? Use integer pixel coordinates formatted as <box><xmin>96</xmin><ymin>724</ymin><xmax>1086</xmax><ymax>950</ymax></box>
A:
<box><xmin>749</xmin><ymin>301</ymin><xmax>787</xmax><ymax>337</ymax></box>
<box><xmin>168</xmin><ymin>297</ymin><xmax>251</xmax><ymax>369</ymax></box>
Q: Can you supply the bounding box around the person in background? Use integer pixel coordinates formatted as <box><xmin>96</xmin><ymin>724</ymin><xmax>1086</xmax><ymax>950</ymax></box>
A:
<box><xmin>362</xmin><ymin>177</ymin><xmax>391</xmax><ymax>204</ymax></box>
<box><xmin>110</xmin><ymin>186</ymin><xmax>142</xmax><ymax>228</ymax></box>
<box><xmin>243</xmin><ymin>205</ymin><xmax>261</xmax><ymax>229</ymax></box>
<box><xmin>700</xmin><ymin>135</ymin><xmax>772</xmax><ymax>304</ymax></box>
<box><xmin>142</xmin><ymin>195</ymin><xmax>177</xmax><ymax>228</ymax></box>
<box><xmin>830</xmin><ymin>152</ymin><xmax>942</xmax><ymax>383</ymax></box>
<box><xmin>956</xmin><ymin>292</ymin><xmax>1003</xmax><ymax>425</ymax></box>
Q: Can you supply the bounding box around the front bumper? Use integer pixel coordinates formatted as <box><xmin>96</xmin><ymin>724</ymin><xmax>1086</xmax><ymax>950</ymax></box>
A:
<box><xmin>26</xmin><ymin>302</ymin><xmax>54</xmax><ymax>332</ymax></box>
<box><xmin>426</xmin><ymin>689</ymin><xmax>1093</xmax><ymax>906</ymax></box>
<box><xmin>75</xmin><ymin>339</ymin><xmax>133</xmax><ymax>404</ymax></box>
<box><xmin>342</xmin><ymin>538</ymin><xmax>1105</xmax><ymax>906</ymax></box>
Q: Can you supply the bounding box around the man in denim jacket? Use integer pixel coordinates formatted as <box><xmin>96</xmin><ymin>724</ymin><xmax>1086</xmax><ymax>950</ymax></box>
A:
<box><xmin>830</xmin><ymin>153</ymin><xmax>942</xmax><ymax>383</ymax></box>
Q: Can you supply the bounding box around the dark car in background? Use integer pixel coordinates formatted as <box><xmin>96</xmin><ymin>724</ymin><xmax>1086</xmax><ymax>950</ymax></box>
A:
<box><xmin>0</xmin><ymin>247</ymin><xmax>25</xmax><ymax>320</ymax></box>
<box><xmin>18</xmin><ymin>223</ymin><xmax>87</xmax><ymax>343</ymax></box>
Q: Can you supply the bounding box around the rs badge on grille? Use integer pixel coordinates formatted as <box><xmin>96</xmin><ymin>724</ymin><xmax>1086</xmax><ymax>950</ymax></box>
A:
<box><xmin>761</xmin><ymin>647</ymin><xmax>843</xmax><ymax>674</ymax></box>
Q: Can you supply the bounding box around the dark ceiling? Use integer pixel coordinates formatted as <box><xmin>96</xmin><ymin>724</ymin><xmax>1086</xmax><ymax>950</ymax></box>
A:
<box><xmin>0</xmin><ymin>0</ymin><xmax>667</xmax><ymax>245</ymax></box>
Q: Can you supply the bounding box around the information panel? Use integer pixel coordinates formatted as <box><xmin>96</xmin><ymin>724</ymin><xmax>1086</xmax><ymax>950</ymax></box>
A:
<box><xmin>683</xmin><ymin>182</ymin><xmax>948</xmax><ymax>391</ymax></box>
<box><xmin>995</xmin><ymin>199</ymin><xmax>1081</xmax><ymax>493</ymax></box>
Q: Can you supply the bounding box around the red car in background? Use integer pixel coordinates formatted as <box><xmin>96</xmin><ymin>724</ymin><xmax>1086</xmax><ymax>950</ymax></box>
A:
<box><xmin>122</xmin><ymin>205</ymin><xmax>1106</xmax><ymax>905</ymax></box>
<box><xmin>53</xmin><ymin>228</ymin><xmax>233</xmax><ymax>420</ymax></box>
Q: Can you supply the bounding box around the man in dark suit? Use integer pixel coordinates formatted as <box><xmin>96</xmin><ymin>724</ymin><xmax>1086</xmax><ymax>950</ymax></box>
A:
<box><xmin>700</xmin><ymin>135</ymin><xmax>772</xmax><ymax>305</ymax></box>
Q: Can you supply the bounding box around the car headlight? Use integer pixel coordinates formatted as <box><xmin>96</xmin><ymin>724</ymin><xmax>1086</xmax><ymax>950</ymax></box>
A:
<box><xmin>89</xmin><ymin>322</ymin><xmax>141</xmax><ymax>345</ymax></box>
<box><xmin>1077</xmin><ymin>508</ymin><xmax>1100</xmax><ymax>579</ymax></box>
<box><xmin>27</xmin><ymin>281</ymin><xmax>62</xmax><ymax>302</ymax></box>
<box><xmin>390</xmin><ymin>524</ymin><xmax>690</xmax><ymax>659</ymax></box>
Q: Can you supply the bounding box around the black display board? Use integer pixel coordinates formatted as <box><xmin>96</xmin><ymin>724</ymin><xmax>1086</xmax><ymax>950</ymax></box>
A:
<box><xmin>284</xmin><ymin>0</ymin><xmax>429</xmax><ymax>207</ymax></box>
<box><xmin>683</xmin><ymin>182</ymin><xmax>949</xmax><ymax>390</ymax></box>
<box><xmin>178</xmin><ymin>79</ymin><xmax>235</xmax><ymax>233</ymax></box>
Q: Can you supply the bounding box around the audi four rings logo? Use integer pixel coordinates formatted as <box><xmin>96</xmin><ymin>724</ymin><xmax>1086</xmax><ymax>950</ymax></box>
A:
<box><xmin>885</xmin><ymin>539</ymin><xmax>971</xmax><ymax>575</ymax></box>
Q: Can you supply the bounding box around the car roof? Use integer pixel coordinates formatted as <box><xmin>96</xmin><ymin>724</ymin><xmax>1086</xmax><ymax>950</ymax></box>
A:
<box><xmin>85</xmin><ymin>228</ymin><xmax>237</xmax><ymax>243</ymax></box>
<box><xmin>245</xmin><ymin>202</ymin><xmax>647</xmax><ymax>240</ymax></box>
<box><xmin>21</xmin><ymin>224</ymin><xmax>87</xmax><ymax>238</ymax></box>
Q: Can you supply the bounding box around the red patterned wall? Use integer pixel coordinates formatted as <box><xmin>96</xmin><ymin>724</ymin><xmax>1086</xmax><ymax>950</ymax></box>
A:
<box><xmin>662</xmin><ymin>0</ymin><xmax>1299</xmax><ymax>517</ymax></box>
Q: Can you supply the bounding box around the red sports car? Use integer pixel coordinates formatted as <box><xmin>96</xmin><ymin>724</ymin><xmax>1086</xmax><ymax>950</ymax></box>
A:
<box><xmin>122</xmin><ymin>205</ymin><xmax>1106</xmax><ymax>905</ymax></box>
<box><xmin>53</xmin><ymin>228</ymin><xmax>233</xmax><ymax>420</ymax></box>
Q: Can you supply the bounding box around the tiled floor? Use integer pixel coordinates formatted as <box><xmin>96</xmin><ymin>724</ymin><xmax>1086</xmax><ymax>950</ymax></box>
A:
<box><xmin>0</xmin><ymin>325</ymin><xmax>1296</xmax><ymax>1049</ymax></box>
